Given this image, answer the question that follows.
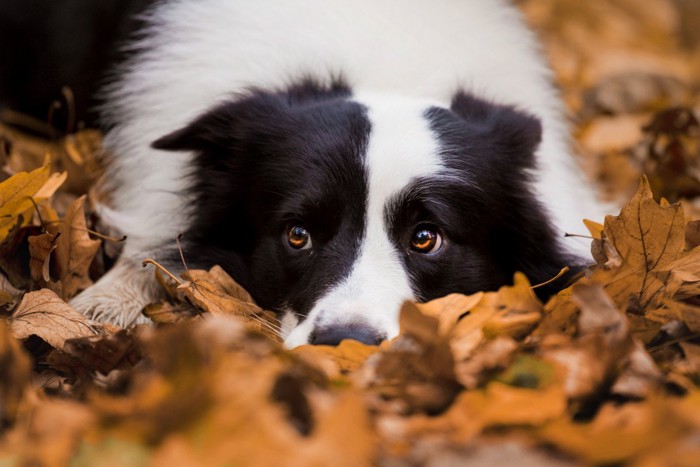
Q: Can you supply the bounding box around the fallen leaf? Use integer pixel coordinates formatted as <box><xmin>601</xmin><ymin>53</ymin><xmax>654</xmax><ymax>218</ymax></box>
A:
<box><xmin>0</xmin><ymin>271</ymin><xmax>23</xmax><ymax>313</ymax></box>
<box><xmin>0</xmin><ymin>321</ymin><xmax>31</xmax><ymax>425</ymax></box>
<box><xmin>28</xmin><ymin>232</ymin><xmax>59</xmax><ymax>283</ymax></box>
<box><xmin>539</xmin><ymin>398</ymin><xmax>690</xmax><ymax>464</ymax></box>
<box><xmin>541</xmin><ymin>283</ymin><xmax>633</xmax><ymax>402</ymax></box>
<box><xmin>0</xmin><ymin>161</ymin><xmax>52</xmax><ymax>243</ymax></box>
<box><xmin>598</xmin><ymin>176</ymin><xmax>685</xmax><ymax>311</ymax></box>
<box><xmin>10</xmin><ymin>289</ymin><xmax>104</xmax><ymax>350</ymax></box>
<box><xmin>686</xmin><ymin>220</ymin><xmax>700</xmax><ymax>249</ymax></box>
<box><xmin>177</xmin><ymin>266</ymin><xmax>281</xmax><ymax>341</ymax></box>
<box><xmin>293</xmin><ymin>339</ymin><xmax>378</xmax><ymax>374</ymax></box>
<box><xmin>45</xmin><ymin>196</ymin><xmax>101</xmax><ymax>299</ymax></box>
<box><xmin>453</xmin><ymin>380</ymin><xmax>567</xmax><ymax>428</ymax></box>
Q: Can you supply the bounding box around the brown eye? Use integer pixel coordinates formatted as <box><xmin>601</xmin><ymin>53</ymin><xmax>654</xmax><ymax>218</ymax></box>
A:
<box><xmin>287</xmin><ymin>225</ymin><xmax>312</xmax><ymax>250</ymax></box>
<box><xmin>410</xmin><ymin>225</ymin><xmax>443</xmax><ymax>254</ymax></box>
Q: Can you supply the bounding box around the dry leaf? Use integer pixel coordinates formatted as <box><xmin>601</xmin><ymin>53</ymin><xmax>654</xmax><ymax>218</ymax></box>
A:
<box><xmin>538</xmin><ymin>399</ymin><xmax>690</xmax><ymax>464</ymax></box>
<box><xmin>10</xmin><ymin>289</ymin><xmax>104</xmax><ymax>350</ymax></box>
<box><xmin>0</xmin><ymin>322</ymin><xmax>31</xmax><ymax>425</ymax></box>
<box><xmin>45</xmin><ymin>196</ymin><xmax>101</xmax><ymax>299</ymax></box>
<box><xmin>293</xmin><ymin>339</ymin><xmax>378</xmax><ymax>374</ymax></box>
<box><xmin>28</xmin><ymin>232</ymin><xmax>58</xmax><ymax>283</ymax></box>
<box><xmin>177</xmin><ymin>266</ymin><xmax>281</xmax><ymax>341</ymax></box>
<box><xmin>598</xmin><ymin>176</ymin><xmax>685</xmax><ymax>311</ymax></box>
<box><xmin>0</xmin><ymin>271</ymin><xmax>22</xmax><ymax>313</ymax></box>
<box><xmin>0</xmin><ymin>161</ymin><xmax>52</xmax><ymax>243</ymax></box>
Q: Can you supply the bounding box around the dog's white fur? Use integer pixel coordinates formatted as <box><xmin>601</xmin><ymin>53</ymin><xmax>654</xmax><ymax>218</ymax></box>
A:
<box><xmin>286</xmin><ymin>95</ymin><xmax>443</xmax><ymax>346</ymax></box>
<box><xmin>75</xmin><ymin>0</ymin><xmax>605</xmax><ymax>340</ymax></box>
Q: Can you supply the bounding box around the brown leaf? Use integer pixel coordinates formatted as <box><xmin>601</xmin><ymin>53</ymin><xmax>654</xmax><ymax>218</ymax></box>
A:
<box><xmin>686</xmin><ymin>220</ymin><xmax>700</xmax><ymax>250</ymax></box>
<box><xmin>611</xmin><ymin>341</ymin><xmax>663</xmax><ymax>399</ymax></box>
<box><xmin>453</xmin><ymin>337</ymin><xmax>518</xmax><ymax>390</ymax></box>
<box><xmin>658</xmin><ymin>245</ymin><xmax>700</xmax><ymax>299</ymax></box>
<box><xmin>365</xmin><ymin>303</ymin><xmax>458</xmax><ymax>413</ymax></box>
<box><xmin>411</xmin><ymin>292</ymin><xmax>484</xmax><ymax>335</ymax></box>
<box><xmin>450</xmin><ymin>273</ymin><xmax>541</xmax><ymax>360</ymax></box>
<box><xmin>28</xmin><ymin>231</ymin><xmax>58</xmax><ymax>283</ymax></box>
<box><xmin>44</xmin><ymin>196</ymin><xmax>101</xmax><ymax>299</ymax></box>
<box><xmin>538</xmin><ymin>399</ymin><xmax>690</xmax><ymax>465</ymax></box>
<box><xmin>0</xmin><ymin>271</ymin><xmax>23</xmax><ymax>313</ymax></box>
<box><xmin>0</xmin><ymin>321</ymin><xmax>31</xmax><ymax>425</ymax></box>
<box><xmin>0</xmin><ymin>161</ymin><xmax>53</xmax><ymax>243</ymax></box>
<box><xmin>293</xmin><ymin>339</ymin><xmax>378</xmax><ymax>374</ymax></box>
<box><xmin>10</xmin><ymin>289</ymin><xmax>104</xmax><ymax>350</ymax></box>
<box><xmin>599</xmin><ymin>176</ymin><xmax>685</xmax><ymax>311</ymax></box>
<box><xmin>178</xmin><ymin>266</ymin><xmax>281</xmax><ymax>341</ymax></box>
<box><xmin>142</xmin><ymin>300</ymin><xmax>198</xmax><ymax>324</ymax></box>
<box><xmin>0</xmin><ymin>399</ymin><xmax>95</xmax><ymax>467</ymax></box>
<box><xmin>452</xmin><ymin>380</ymin><xmax>567</xmax><ymax>428</ymax></box>
<box><xmin>541</xmin><ymin>283</ymin><xmax>634</xmax><ymax>401</ymax></box>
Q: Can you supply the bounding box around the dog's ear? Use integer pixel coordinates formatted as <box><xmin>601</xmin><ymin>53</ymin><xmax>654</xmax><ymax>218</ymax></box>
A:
<box><xmin>447</xmin><ymin>91</ymin><xmax>577</xmax><ymax>300</ymax></box>
<box><xmin>151</xmin><ymin>100</ymin><xmax>258</xmax><ymax>152</ymax></box>
<box><xmin>153</xmin><ymin>78</ymin><xmax>351</xmax><ymax>153</ymax></box>
<box><xmin>450</xmin><ymin>91</ymin><xmax>542</xmax><ymax>167</ymax></box>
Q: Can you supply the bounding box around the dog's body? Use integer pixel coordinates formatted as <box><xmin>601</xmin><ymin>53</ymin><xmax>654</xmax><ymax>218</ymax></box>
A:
<box><xmin>5</xmin><ymin>0</ymin><xmax>605</xmax><ymax>346</ymax></box>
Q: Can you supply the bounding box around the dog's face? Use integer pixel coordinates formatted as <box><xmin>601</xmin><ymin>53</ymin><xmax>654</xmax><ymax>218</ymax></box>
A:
<box><xmin>153</xmin><ymin>79</ymin><xmax>576</xmax><ymax>346</ymax></box>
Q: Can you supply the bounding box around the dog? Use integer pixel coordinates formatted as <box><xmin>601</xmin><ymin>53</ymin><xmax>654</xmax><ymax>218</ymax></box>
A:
<box><xmin>2</xmin><ymin>0</ymin><xmax>604</xmax><ymax>346</ymax></box>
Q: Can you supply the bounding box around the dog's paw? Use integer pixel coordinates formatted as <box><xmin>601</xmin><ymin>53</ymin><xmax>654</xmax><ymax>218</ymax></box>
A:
<box><xmin>70</xmin><ymin>258</ymin><xmax>164</xmax><ymax>327</ymax></box>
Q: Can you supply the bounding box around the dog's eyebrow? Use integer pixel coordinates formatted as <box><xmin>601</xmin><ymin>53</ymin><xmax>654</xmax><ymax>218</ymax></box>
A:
<box><xmin>390</xmin><ymin>173</ymin><xmax>482</xmax><ymax>205</ymax></box>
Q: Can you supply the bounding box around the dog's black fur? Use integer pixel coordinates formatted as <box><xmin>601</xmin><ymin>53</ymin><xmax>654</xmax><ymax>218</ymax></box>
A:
<box><xmin>151</xmin><ymin>79</ymin><xmax>577</xmax><ymax>322</ymax></box>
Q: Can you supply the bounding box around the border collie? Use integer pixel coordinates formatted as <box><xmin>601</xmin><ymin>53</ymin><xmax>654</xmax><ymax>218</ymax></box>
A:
<box><xmin>4</xmin><ymin>0</ymin><xmax>604</xmax><ymax>346</ymax></box>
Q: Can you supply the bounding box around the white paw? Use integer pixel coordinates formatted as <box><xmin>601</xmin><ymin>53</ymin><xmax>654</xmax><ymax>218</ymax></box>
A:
<box><xmin>70</xmin><ymin>258</ymin><xmax>164</xmax><ymax>327</ymax></box>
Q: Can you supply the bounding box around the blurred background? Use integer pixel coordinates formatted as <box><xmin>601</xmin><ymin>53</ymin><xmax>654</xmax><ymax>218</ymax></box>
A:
<box><xmin>518</xmin><ymin>0</ymin><xmax>700</xmax><ymax>210</ymax></box>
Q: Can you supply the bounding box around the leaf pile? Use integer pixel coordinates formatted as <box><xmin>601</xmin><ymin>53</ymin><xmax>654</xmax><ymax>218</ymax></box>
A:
<box><xmin>2</xmin><ymin>1</ymin><xmax>700</xmax><ymax>465</ymax></box>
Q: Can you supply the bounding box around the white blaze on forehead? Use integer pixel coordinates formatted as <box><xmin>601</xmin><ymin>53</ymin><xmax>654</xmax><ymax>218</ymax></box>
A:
<box><xmin>284</xmin><ymin>96</ymin><xmax>445</xmax><ymax>347</ymax></box>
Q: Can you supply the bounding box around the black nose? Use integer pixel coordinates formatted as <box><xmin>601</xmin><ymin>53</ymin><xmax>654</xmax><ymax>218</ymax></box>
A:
<box><xmin>310</xmin><ymin>324</ymin><xmax>386</xmax><ymax>346</ymax></box>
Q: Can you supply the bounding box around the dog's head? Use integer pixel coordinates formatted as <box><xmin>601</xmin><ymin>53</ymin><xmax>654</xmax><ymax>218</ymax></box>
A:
<box><xmin>152</xmin><ymin>78</ymin><xmax>579</xmax><ymax>346</ymax></box>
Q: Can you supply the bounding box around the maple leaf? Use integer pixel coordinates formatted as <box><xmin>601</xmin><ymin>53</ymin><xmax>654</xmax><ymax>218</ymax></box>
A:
<box><xmin>597</xmin><ymin>176</ymin><xmax>685</xmax><ymax>311</ymax></box>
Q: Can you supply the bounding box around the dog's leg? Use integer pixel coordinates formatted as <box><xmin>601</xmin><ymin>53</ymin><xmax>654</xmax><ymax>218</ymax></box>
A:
<box><xmin>70</xmin><ymin>255</ymin><xmax>165</xmax><ymax>327</ymax></box>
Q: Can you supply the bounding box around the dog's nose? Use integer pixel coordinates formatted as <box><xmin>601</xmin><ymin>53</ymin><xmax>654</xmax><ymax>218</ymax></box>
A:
<box><xmin>310</xmin><ymin>324</ymin><xmax>385</xmax><ymax>346</ymax></box>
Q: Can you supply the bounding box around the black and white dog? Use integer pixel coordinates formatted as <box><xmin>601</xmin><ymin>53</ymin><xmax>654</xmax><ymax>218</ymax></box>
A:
<box><xmin>3</xmin><ymin>0</ymin><xmax>604</xmax><ymax>346</ymax></box>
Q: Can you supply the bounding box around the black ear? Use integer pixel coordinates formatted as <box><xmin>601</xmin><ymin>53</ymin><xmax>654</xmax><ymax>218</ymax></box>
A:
<box><xmin>151</xmin><ymin>102</ymin><xmax>242</xmax><ymax>152</ymax></box>
<box><xmin>450</xmin><ymin>91</ymin><xmax>542</xmax><ymax>164</ymax></box>
<box><xmin>152</xmin><ymin>78</ymin><xmax>351</xmax><ymax>153</ymax></box>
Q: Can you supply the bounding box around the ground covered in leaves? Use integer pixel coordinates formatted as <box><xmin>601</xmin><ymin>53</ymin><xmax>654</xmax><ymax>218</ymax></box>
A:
<box><xmin>2</xmin><ymin>1</ymin><xmax>700</xmax><ymax>465</ymax></box>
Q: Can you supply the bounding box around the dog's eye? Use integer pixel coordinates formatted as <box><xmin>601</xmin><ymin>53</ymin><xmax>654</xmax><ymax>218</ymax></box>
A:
<box><xmin>410</xmin><ymin>225</ymin><xmax>443</xmax><ymax>254</ymax></box>
<box><xmin>287</xmin><ymin>225</ymin><xmax>312</xmax><ymax>250</ymax></box>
